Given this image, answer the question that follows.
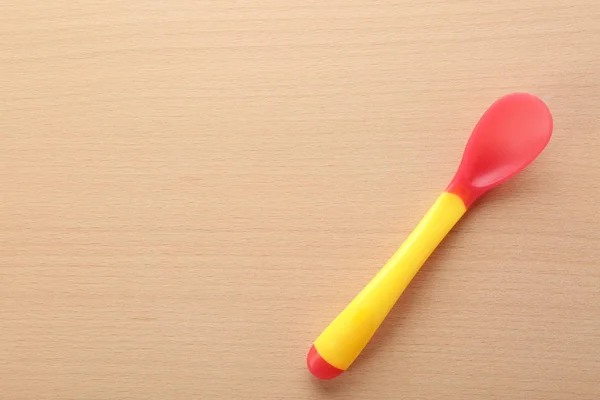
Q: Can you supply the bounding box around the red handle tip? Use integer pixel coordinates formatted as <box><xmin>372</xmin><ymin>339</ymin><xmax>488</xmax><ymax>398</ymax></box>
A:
<box><xmin>306</xmin><ymin>345</ymin><xmax>344</xmax><ymax>380</ymax></box>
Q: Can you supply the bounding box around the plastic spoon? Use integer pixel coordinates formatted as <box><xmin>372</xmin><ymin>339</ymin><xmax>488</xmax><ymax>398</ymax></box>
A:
<box><xmin>307</xmin><ymin>93</ymin><xmax>553</xmax><ymax>380</ymax></box>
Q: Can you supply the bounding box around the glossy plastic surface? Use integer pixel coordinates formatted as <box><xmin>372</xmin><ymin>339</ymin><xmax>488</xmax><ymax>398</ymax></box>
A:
<box><xmin>308</xmin><ymin>193</ymin><xmax>466</xmax><ymax>377</ymax></box>
<box><xmin>447</xmin><ymin>93</ymin><xmax>553</xmax><ymax>207</ymax></box>
<box><xmin>307</xmin><ymin>93</ymin><xmax>553</xmax><ymax>380</ymax></box>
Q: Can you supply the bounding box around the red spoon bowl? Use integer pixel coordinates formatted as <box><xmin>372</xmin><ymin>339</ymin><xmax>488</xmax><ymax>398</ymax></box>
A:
<box><xmin>447</xmin><ymin>93</ymin><xmax>553</xmax><ymax>207</ymax></box>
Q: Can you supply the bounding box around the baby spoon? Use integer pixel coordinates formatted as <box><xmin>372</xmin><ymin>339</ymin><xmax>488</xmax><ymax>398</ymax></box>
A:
<box><xmin>307</xmin><ymin>93</ymin><xmax>553</xmax><ymax>379</ymax></box>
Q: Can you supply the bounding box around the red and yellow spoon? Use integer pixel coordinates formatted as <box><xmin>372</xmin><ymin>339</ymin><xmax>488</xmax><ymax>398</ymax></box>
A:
<box><xmin>307</xmin><ymin>93</ymin><xmax>553</xmax><ymax>379</ymax></box>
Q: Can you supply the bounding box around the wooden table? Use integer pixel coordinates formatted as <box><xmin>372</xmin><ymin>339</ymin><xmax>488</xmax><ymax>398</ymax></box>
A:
<box><xmin>2</xmin><ymin>1</ymin><xmax>599</xmax><ymax>399</ymax></box>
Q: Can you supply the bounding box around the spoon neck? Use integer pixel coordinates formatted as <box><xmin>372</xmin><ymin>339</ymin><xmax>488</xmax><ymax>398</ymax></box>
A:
<box><xmin>446</xmin><ymin>177</ymin><xmax>483</xmax><ymax>209</ymax></box>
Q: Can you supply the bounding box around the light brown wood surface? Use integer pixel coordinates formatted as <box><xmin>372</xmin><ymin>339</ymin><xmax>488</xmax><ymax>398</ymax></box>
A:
<box><xmin>2</xmin><ymin>1</ymin><xmax>600</xmax><ymax>399</ymax></box>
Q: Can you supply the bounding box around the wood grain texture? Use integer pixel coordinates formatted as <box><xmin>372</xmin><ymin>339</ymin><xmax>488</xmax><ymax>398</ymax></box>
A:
<box><xmin>1</xmin><ymin>1</ymin><xmax>600</xmax><ymax>399</ymax></box>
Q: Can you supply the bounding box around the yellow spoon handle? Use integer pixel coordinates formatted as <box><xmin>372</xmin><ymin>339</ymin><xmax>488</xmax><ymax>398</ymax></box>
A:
<box><xmin>313</xmin><ymin>192</ymin><xmax>466</xmax><ymax>371</ymax></box>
